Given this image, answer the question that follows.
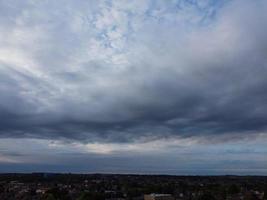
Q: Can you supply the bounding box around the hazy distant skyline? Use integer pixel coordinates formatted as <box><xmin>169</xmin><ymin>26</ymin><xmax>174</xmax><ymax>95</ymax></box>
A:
<box><xmin>0</xmin><ymin>0</ymin><xmax>267</xmax><ymax>174</ymax></box>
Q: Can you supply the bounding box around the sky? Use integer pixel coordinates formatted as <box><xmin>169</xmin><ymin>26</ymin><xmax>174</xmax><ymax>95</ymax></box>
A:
<box><xmin>0</xmin><ymin>0</ymin><xmax>267</xmax><ymax>175</ymax></box>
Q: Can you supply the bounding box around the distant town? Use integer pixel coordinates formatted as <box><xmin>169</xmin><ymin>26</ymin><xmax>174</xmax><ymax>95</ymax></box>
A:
<box><xmin>0</xmin><ymin>173</ymin><xmax>266</xmax><ymax>200</ymax></box>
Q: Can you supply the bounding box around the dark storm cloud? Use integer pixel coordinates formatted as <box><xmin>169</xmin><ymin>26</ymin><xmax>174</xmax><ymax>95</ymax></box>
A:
<box><xmin>0</xmin><ymin>0</ymin><xmax>267</xmax><ymax>143</ymax></box>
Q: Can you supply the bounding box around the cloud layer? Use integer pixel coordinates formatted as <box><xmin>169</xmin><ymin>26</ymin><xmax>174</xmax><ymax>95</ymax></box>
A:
<box><xmin>0</xmin><ymin>0</ymin><xmax>267</xmax><ymax>144</ymax></box>
<box><xmin>1</xmin><ymin>135</ymin><xmax>267</xmax><ymax>175</ymax></box>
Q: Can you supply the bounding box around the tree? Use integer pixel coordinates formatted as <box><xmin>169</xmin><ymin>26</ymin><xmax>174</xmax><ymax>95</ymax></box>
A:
<box><xmin>45</xmin><ymin>194</ymin><xmax>56</xmax><ymax>200</ymax></box>
<box><xmin>228</xmin><ymin>184</ymin><xmax>240</xmax><ymax>195</ymax></box>
<box><xmin>198</xmin><ymin>192</ymin><xmax>216</xmax><ymax>200</ymax></box>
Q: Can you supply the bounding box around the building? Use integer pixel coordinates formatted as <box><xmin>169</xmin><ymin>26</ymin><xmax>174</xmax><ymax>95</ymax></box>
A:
<box><xmin>144</xmin><ymin>194</ymin><xmax>174</xmax><ymax>200</ymax></box>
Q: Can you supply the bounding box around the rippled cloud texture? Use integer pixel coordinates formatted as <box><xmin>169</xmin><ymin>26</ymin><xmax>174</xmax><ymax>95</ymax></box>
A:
<box><xmin>0</xmin><ymin>0</ymin><xmax>267</xmax><ymax>174</ymax></box>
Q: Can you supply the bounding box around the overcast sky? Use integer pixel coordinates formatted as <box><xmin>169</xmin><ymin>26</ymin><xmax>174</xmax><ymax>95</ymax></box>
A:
<box><xmin>0</xmin><ymin>0</ymin><xmax>267</xmax><ymax>175</ymax></box>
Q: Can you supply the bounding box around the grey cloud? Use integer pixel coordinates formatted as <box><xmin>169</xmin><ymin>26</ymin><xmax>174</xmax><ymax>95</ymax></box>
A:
<box><xmin>0</xmin><ymin>0</ymin><xmax>267</xmax><ymax>143</ymax></box>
